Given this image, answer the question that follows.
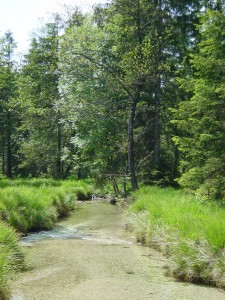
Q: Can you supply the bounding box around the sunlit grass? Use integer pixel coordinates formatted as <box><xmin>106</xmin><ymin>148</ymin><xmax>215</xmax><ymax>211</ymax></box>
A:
<box><xmin>0</xmin><ymin>178</ymin><xmax>93</xmax><ymax>233</ymax></box>
<box><xmin>0</xmin><ymin>222</ymin><xmax>24</xmax><ymax>299</ymax></box>
<box><xmin>0</xmin><ymin>177</ymin><xmax>93</xmax><ymax>299</ymax></box>
<box><xmin>129</xmin><ymin>186</ymin><xmax>225</xmax><ymax>287</ymax></box>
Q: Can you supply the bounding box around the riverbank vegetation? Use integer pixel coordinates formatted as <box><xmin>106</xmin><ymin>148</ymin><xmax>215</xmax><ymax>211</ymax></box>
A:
<box><xmin>0</xmin><ymin>223</ymin><xmax>23</xmax><ymax>299</ymax></box>
<box><xmin>0</xmin><ymin>178</ymin><xmax>92</xmax><ymax>233</ymax></box>
<box><xmin>128</xmin><ymin>186</ymin><xmax>225</xmax><ymax>288</ymax></box>
<box><xmin>0</xmin><ymin>178</ymin><xmax>92</xmax><ymax>299</ymax></box>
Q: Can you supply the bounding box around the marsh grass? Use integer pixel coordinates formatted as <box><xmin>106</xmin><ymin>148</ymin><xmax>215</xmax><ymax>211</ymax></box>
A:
<box><xmin>0</xmin><ymin>222</ymin><xmax>24</xmax><ymax>299</ymax></box>
<box><xmin>129</xmin><ymin>186</ymin><xmax>225</xmax><ymax>288</ymax></box>
<box><xmin>0</xmin><ymin>178</ymin><xmax>93</xmax><ymax>299</ymax></box>
<box><xmin>0</xmin><ymin>178</ymin><xmax>93</xmax><ymax>233</ymax></box>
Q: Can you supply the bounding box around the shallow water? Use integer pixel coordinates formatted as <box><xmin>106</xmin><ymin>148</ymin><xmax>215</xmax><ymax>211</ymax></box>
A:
<box><xmin>11</xmin><ymin>201</ymin><xmax>225</xmax><ymax>300</ymax></box>
<box><xmin>21</xmin><ymin>225</ymin><xmax>87</xmax><ymax>243</ymax></box>
<box><xmin>21</xmin><ymin>201</ymin><xmax>132</xmax><ymax>246</ymax></box>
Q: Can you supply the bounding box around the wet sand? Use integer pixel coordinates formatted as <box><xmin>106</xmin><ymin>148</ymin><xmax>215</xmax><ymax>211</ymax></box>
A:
<box><xmin>10</xmin><ymin>201</ymin><xmax>225</xmax><ymax>300</ymax></box>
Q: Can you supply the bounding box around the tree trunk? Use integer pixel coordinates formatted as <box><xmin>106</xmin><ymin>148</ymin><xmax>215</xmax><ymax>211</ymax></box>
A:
<box><xmin>6</xmin><ymin>112</ymin><xmax>12</xmax><ymax>178</ymax></box>
<box><xmin>154</xmin><ymin>78</ymin><xmax>161</xmax><ymax>169</ymax></box>
<box><xmin>56</xmin><ymin>118</ymin><xmax>62</xmax><ymax>179</ymax></box>
<box><xmin>153</xmin><ymin>0</ymin><xmax>162</xmax><ymax>170</ymax></box>
<box><xmin>128</xmin><ymin>86</ymin><xmax>142</xmax><ymax>191</ymax></box>
<box><xmin>128</xmin><ymin>106</ymin><xmax>138</xmax><ymax>190</ymax></box>
<box><xmin>1</xmin><ymin>138</ymin><xmax>5</xmax><ymax>175</ymax></box>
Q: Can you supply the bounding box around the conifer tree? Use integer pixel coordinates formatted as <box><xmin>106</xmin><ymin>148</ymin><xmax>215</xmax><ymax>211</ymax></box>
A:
<box><xmin>0</xmin><ymin>31</ymin><xmax>18</xmax><ymax>177</ymax></box>
<box><xmin>172</xmin><ymin>9</ymin><xmax>225</xmax><ymax>199</ymax></box>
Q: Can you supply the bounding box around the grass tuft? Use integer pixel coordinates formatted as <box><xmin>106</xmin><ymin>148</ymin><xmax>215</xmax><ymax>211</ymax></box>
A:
<box><xmin>0</xmin><ymin>222</ymin><xmax>24</xmax><ymax>299</ymax></box>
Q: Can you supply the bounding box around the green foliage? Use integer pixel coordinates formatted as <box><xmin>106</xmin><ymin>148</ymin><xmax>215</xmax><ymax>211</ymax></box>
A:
<box><xmin>16</xmin><ymin>16</ymin><xmax>71</xmax><ymax>179</ymax></box>
<box><xmin>0</xmin><ymin>31</ymin><xmax>20</xmax><ymax>179</ymax></box>
<box><xmin>0</xmin><ymin>178</ymin><xmax>92</xmax><ymax>233</ymax></box>
<box><xmin>172</xmin><ymin>9</ymin><xmax>225</xmax><ymax>200</ymax></box>
<box><xmin>59</xmin><ymin>15</ymin><xmax>129</xmax><ymax>179</ymax></box>
<box><xmin>1</xmin><ymin>2</ymin><xmax>224</xmax><ymax>200</ymax></box>
<box><xmin>0</xmin><ymin>221</ymin><xmax>24</xmax><ymax>299</ymax></box>
<box><xmin>129</xmin><ymin>186</ymin><xmax>225</xmax><ymax>287</ymax></box>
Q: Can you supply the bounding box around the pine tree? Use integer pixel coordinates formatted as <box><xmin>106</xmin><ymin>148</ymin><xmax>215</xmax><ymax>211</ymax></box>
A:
<box><xmin>172</xmin><ymin>9</ymin><xmax>225</xmax><ymax>199</ymax></box>
<box><xmin>18</xmin><ymin>18</ymin><xmax>63</xmax><ymax>178</ymax></box>
<box><xmin>0</xmin><ymin>31</ymin><xmax>18</xmax><ymax>178</ymax></box>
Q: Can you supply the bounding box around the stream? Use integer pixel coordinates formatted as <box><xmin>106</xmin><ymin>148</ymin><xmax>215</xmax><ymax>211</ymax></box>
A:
<box><xmin>11</xmin><ymin>201</ymin><xmax>225</xmax><ymax>300</ymax></box>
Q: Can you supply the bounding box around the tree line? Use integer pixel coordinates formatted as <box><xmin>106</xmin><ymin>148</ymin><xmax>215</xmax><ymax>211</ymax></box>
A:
<box><xmin>0</xmin><ymin>0</ymin><xmax>224</xmax><ymax>200</ymax></box>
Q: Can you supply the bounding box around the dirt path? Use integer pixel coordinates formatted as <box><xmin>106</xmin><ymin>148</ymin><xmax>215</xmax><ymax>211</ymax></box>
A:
<box><xmin>11</xmin><ymin>201</ymin><xmax>225</xmax><ymax>300</ymax></box>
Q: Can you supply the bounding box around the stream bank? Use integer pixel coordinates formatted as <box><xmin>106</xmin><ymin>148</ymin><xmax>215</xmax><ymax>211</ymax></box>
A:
<box><xmin>10</xmin><ymin>201</ymin><xmax>225</xmax><ymax>300</ymax></box>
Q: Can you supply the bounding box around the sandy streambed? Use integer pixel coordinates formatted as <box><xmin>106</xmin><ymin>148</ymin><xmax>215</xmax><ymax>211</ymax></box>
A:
<box><xmin>10</xmin><ymin>201</ymin><xmax>225</xmax><ymax>300</ymax></box>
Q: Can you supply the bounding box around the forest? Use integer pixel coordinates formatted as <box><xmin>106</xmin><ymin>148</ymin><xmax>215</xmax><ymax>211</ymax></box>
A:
<box><xmin>1</xmin><ymin>0</ymin><xmax>225</xmax><ymax>297</ymax></box>
<box><xmin>0</xmin><ymin>0</ymin><xmax>225</xmax><ymax>201</ymax></box>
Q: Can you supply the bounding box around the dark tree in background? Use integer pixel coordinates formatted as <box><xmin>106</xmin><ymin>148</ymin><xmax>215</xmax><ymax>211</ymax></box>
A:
<box><xmin>0</xmin><ymin>31</ymin><xmax>18</xmax><ymax>178</ymax></box>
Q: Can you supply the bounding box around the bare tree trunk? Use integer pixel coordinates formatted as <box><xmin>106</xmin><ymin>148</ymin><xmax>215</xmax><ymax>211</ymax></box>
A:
<box><xmin>56</xmin><ymin>118</ymin><xmax>62</xmax><ymax>179</ymax></box>
<box><xmin>1</xmin><ymin>138</ymin><xmax>5</xmax><ymax>175</ymax></box>
<box><xmin>6</xmin><ymin>112</ymin><xmax>12</xmax><ymax>178</ymax></box>
<box><xmin>153</xmin><ymin>0</ymin><xmax>162</xmax><ymax>170</ymax></box>
<box><xmin>123</xmin><ymin>174</ymin><xmax>127</xmax><ymax>196</ymax></box>
<box><xmin>128</xmin><ymin>85</ymin><xmax>142</xmax><ymax>191</ymax></box>
<box><xmin>128</xmin><ymin>103</ymin><xmax>138</xmax><ymax>190</ymax></box>
<box><xmin>112</xmin><ymin>176</ymin><xmax>120</xmax><ymax>197</ymax></box>
<box><xmin>154</xmin><ymin>79</ymin><xmax>161</xmax><ymax>169</ymax></box>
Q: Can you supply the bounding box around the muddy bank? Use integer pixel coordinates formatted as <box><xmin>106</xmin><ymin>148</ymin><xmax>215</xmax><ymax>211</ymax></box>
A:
<box><xmin>11</xmin><ymin>201</ymin><xmax>225</xmax><ymax>300</ymax></box>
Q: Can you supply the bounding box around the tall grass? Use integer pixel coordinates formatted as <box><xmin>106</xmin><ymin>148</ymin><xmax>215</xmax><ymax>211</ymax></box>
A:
<box><xmin>0</xmin><ymin>178</ymin><xmax>93</xmax><ymax>299</ymax></box>
<box><xmin>0</xmin><ymin>222</ymin><xmax>24</xmax><ymax>299</ymax></box>
<box><xmin>0</xmin><ymin>178</ymin><xmax>93</xmax><ymax>233</ymax></box>
<box><xmin>128</xmin><ymin>186</ymin><xmax>225</xmax><ymax>287</ymax></box>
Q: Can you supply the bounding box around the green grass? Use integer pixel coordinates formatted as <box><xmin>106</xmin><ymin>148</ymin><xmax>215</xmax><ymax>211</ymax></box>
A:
<box><xmin>0</xmin><ymin>222</ymin><xmax>24</xmax><ymax>299</ymax></box>
<box><xmin>0</xmin><ymin>177</ymin><xmax>93</xmax><ymax>299</ymax></box>
<box><xmin>128</xmin><ymin>186</ymin><xmax>225</xmax><ymax>287</ymax></box>
<box><xmin>0</xmin><ymin>178</ymin><xmax>93</xmax><ymax>233</ymax></box>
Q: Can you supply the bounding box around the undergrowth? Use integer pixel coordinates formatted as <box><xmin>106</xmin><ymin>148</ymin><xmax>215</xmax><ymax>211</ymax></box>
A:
<box><xmin>128</xmin><ymin>186</ymin><xmax>225</xmax><ymax>288</ymax></box>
